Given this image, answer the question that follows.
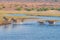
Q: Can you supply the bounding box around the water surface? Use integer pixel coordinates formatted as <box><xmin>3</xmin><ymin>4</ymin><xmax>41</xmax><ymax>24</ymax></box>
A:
<box><xmin>0</xmin><ymin>22</ymin><xmax>60</xmax><ymax>40</ymax></box>
<box><xmin>1</xmin><ymin>14</ymin><xmax>60</xmax><ymax>40</ymax></box>
<box><xmin>7</xmin><ymin>14</ymin><xmax>60</xmax><ymax>20</ymax></box>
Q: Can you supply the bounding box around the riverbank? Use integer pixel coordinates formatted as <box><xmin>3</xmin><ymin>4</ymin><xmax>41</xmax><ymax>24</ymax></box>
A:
<box><xmin>0</xmin><ymin>10</ymin><xmax>60</xmax><ymax>25</ymax></box>
<box><xmin>0</xmin><ymin>10</ymin><xmax>60</xmax><ymax>16</ymax></box>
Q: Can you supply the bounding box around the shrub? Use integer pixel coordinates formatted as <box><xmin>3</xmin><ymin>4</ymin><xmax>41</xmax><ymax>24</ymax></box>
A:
<box><xmin>43</xmin><ymin>8</ymin><xmax>49</xmax><ymax>11</ymax></box>
<box><xmin>56</xmin><ymin>8</ymin><xmax>60</xmax><ymax>11</ymax></box>
<box><xmin>2</xmin><ymin>6</ymin><xmax>5</xmax><ymax>8</ymax></box>
<box><xmin>25</xmin><ymin>8</ymin><xmax>32</xmax><ymax>11</ymax></box>
<box><xmin>37</xmin><ymin>8</ymin><xmax>49</xmax><ymax>11</ymax></box>
<box><xmin>32</xmin><ymin>8</ymin><xmax>36</xmax><ymax>10</ymax></box>
<box><xmin>15</xmin><ymin>7</ymin><xmax>22</xmax><ymax>11</ymax></box>
<box><xmin>50</xmin><ymin>8</ymin><xmax>55</xmax><ymax>10</ymax></box>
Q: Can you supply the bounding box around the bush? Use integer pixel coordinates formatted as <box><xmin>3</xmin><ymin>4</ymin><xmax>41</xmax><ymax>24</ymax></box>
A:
<box><xmin>15</xmin><ymin>7</ymin><xmax>22</xmax><ymax>11</ymax></box>
<box><xmin>25</xmin><ymin>8</ymin><xmax>32</xmax><ymax>11</ymax></box>
<box><xmin>56</xmin><ymin>8</ymin><xmax>60</xmax><ymax>11</ymax></box>
<box><xmin>37</xmin><ymin>8</ymin><xmax>49</xmax><ymax>11</ymax></box>
<box><xmin>43</xmin><ymin>8</ymin><xmax>49</xmax><ymax>11</ymax></box>
<box><xmin>37</xmin><ymin>8</ymin><xmax>43</xmax><ymax>11</ymax></box>
<box><xmin>50</xmin><ymin>8</ymin><xmax>55</xmax><ymax>10</ymax></box>
<box><xmin>32</xmin><ymin>8</ymin><xmax>36</xmax><ymax>10</ymax></box>
<box><xmin>2</xmin><ymin>6</ymin><xmax>5</xmax><ymax>8</ymax></box>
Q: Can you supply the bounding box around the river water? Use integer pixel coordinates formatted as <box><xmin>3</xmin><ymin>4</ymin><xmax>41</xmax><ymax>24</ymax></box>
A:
<box><xmin>1</xmin><ymin>14</ymin><xmax>60</xmax><ymax>40</ymax></box>
<box><xmin>0</xmin><ymin>23</ymin><xmax>60</xmax><ymax>40</ymax></box>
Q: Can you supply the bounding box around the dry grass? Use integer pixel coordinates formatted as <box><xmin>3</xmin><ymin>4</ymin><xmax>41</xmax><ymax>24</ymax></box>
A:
<box><xmin>0</xmin><ymin>2</ymin><xmax>60</xmax><ymax>11</ymax></box>
<box><xmin>0</xmin><ymin>10</ymin><xmax>60</xmax><ymax>16</ymax></box>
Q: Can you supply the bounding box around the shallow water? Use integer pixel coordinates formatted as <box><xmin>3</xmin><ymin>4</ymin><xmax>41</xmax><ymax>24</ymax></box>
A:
<box><xmin>0</xmin><ymin>22</ymin><xmax>60</xmax><ymax>40</ymax></box>
<box><xmin>7</xmin><ymin>14</ymin><xmax>27</xmax><ymax>16</ymax></box>
<box><xmin>7</xmin><ymin>14</ymin><xmax>60</xmax><ymax>20</ymax></box>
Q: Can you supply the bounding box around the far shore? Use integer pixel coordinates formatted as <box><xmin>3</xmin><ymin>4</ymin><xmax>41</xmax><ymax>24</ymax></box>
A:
<box><xmin>0</xmin><ymin>10</ymin><xmax>60</xmax><ymax>25</ymax></box>
<box><xmin>0</xmin><ymin>10</ymin><xmax>60</xmax><ymax>16</ymax></box>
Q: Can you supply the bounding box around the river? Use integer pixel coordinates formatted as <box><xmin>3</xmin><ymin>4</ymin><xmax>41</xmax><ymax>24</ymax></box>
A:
<box><xmin>0</xmin><ymin>23</ymin><xmax>60</xmax><ymax>40</ymax></box>
<box><xmin>0</xmin><ymin>14</ymin><xmax>60</xmax><ymax>40</ymax></box>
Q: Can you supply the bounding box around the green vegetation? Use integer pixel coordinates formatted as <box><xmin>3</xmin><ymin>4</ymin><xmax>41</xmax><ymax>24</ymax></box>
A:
<box><xmin>56</xmin><ymin>8</ymin><xmax>60</xmax><ymax>11</ymax></box>
<box><xmin>50</xmin><ymin>8</ymin><xmax>60</xmax><ymax>11</ymax></box>
<box><xmin>37</xmin><ymin>8</ymin><xmax>49</xmax><ymax>11</ymax></box>
<box><xmin>50</xmin><ymin>8</ymin><xmax>55</xmax><ymax>10</ymax></box>
<box><xmin>15</xmin><ymin>7</ymin><xmax>60</xmax><ymax>11</ymax></box>
<box><xmin>15</xmin><ymin>7</ymin><xmax>22</xmax><ymax>11</ymax></box>
<box><xmin>32</xmin><ymin>8</ymin><xmax>35</xmax><ymax>10</ymax></box>
<box><xmin>25</xmin><ymin>8</ymin><xmax>32</xmax><ymax>11</ymax></box>
<box><xmin>37</xmin><ymin>8</ymin><xmax>60</xmax><ymax>11</ymax></box>
<box><xmin>0</xmin><ymin>3</ymin><xmax>59</xmax><ymax>11</ymax></box>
